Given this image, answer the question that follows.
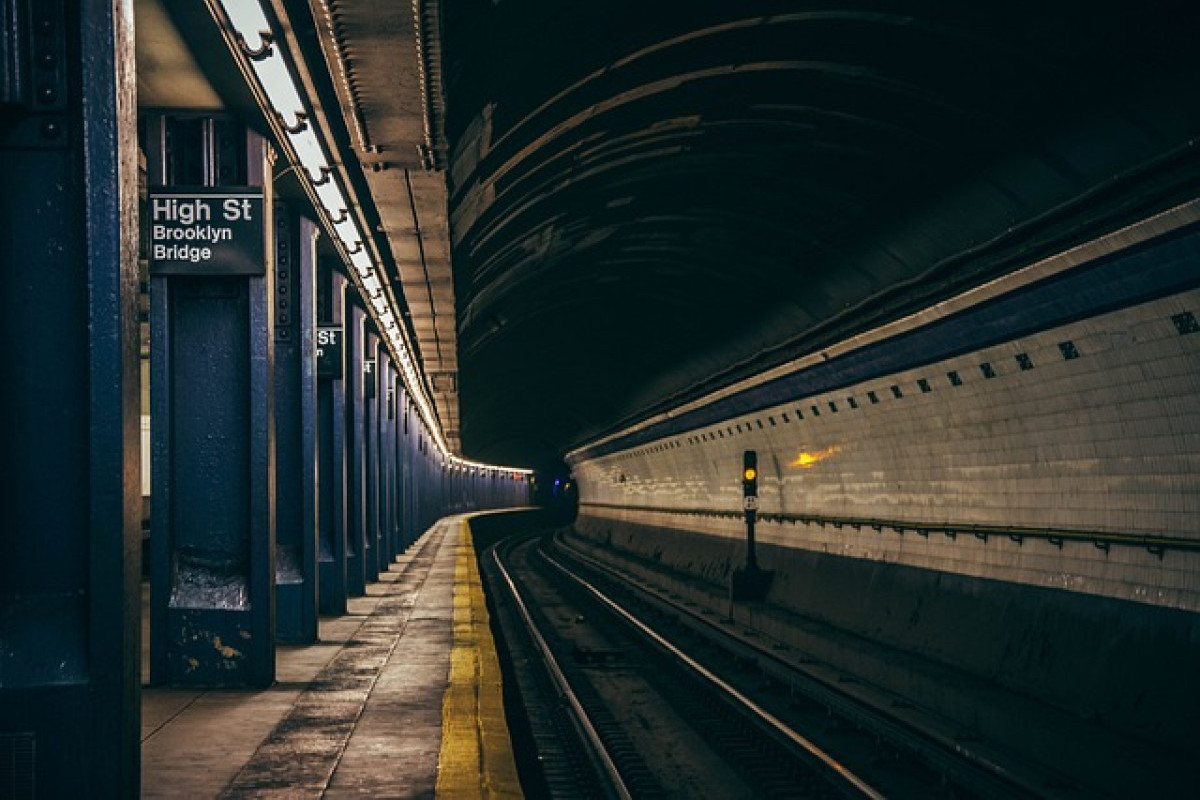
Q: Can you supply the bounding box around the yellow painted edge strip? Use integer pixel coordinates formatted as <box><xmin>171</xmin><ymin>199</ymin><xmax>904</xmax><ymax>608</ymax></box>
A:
<box><xmin>437</xmin><ymin>519</ymin><xmax>524</xmax><ymax>799</ymax></box>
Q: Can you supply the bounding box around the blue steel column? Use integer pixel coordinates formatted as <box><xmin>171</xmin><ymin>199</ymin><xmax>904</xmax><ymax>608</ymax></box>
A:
<box><xmin>416</xmin><ymin>432</ymin><xmax>428</xmax><ymax>532</ymax></box>
<box><xmin>317</xmin><ymin>262</ymin><xmax>348</xmax><ymax>614</ymax></box>
<box><xmin>399</xmin><ymin>392</ymin><xmax>413</xmax><ymax>549</ymax></box>
<box><xmin>412</xmin><ymin>429</ymin><xmax>423</xmax><ymax>535</ymax></box>
<box><xmin>273</xmin><ymin>205</ymin><xmax>318</xmax><ymax>643</ymax></box>
<box><xmin>345</xmin><ymin>297</ymin><xmax>367</xmax><ymax>595</ymax></box>
<box><xmin>0</xmin><ymin>3</ymin><xmax>140</xmax><ymax>795</ymax></box>
<box><xmin>391</xmin><ymin>373</ymin><xmax>404</xmax><ymax>555</ymax></box>
<box><xmin>380</xmin><ymin>356</ymin><xmax>397</xmax><ymax>562</ymax></box>
<box><xmin>405</xmin><ymin>392</ymin><xmax>416</xmax><ymax>547</ymax></box>
<box><xmin>428</xmin><ymin>446</ymin><xmax>435</xmax><ymax>525</ymax></box>
<box><xmin>148</xmin><ymin>118</ymin><xmax>276</xmax><ymax>688</ymax></box>
<box><xmin>363</xmin><ymin>327</ymin><xmax>381</xmax><ymax>581</ymax></box>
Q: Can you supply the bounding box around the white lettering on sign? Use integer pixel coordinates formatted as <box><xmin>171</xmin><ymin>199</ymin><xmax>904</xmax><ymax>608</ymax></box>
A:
<box><xmin>223</xmin><ymin>198</ymin><xmax>254</xmax><ymax>221</ymax></box>
<box><xmin>151</xmin><ymin>197</ymin><xmax>212</xmax><ymax>224</ymax></box>
<box><xmin>151</xmin><ymin>224</ymin><xmax>233</xmax><ymax>243</ymax></box>
<box><xmin>148</xmin><ymin>189</ymin><xmax>264</xmax><ymax>276</ymax></box>
<box><xmin>152</xmin><ymin>244</ymin><xmax>212</xmax><ymax>263</ymax></box>
<box><xmin>316</xmin><ymin>328</ymin><xmax>344</xmax><ymax>378</ymax></box>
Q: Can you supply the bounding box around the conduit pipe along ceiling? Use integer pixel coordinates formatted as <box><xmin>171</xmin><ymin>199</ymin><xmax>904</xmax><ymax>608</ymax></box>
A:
<box><xmin>208</xmin><ymin>0</ymin><xmax>530</xmax><ymax>478</ymax></box>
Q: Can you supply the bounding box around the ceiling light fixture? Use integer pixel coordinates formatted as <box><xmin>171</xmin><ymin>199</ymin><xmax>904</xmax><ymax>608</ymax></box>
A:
<box><xmin>210</xmin><ymin>0</ymin><xmax>531</xmax><ymax>476</ymax></box>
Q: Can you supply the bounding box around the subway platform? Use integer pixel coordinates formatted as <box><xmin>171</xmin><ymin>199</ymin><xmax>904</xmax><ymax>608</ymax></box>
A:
<box><xmin>140</xmin><ymin>515</ymin><xmax>522</xmax><ymax>799</ymax></box>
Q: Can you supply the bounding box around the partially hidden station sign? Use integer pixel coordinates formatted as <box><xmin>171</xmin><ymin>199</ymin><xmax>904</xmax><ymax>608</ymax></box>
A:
<box><xmin>148</xmin><ymin>187</ymin><xmax>265</xmax><ymax>275</ymax></box>
<box><xmin>363</xmin><ymin>358</ymin><xmax>376</xmax><ymax>399</ymax></box>
<box><xmin>316</xmin><ymin>327</ymin><xmax>343</xmax><ymax>379</ymax></box>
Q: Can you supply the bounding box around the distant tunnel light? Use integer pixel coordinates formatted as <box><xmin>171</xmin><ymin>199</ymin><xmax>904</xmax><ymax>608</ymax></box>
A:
<box><xmin>218</xmin><ymin>0</ymin><xmax>270</xmax><ymax>54</ymax></box>
<box><xmin>791</xmin><ymin>445</ymin><xmax>840</xmax><ymax>468</ymax></box>
<box><xmin>249</xmin><ymin>50</ymin><xmax>306</xmax><ymax>131</ymax></box>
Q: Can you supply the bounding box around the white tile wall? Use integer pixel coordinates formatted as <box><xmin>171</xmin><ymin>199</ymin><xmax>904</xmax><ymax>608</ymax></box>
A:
<box><xmin>572</xmin><ymin>288</ymin><xmax>1200</xmax><ymax>611</ymax></box>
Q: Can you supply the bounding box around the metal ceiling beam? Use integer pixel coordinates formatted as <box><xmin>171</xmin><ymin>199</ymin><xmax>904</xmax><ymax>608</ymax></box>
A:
<box><xmin>305</xmin><ymin>0</ymin><xmax>463</xmax><ymax>450</ymax></box>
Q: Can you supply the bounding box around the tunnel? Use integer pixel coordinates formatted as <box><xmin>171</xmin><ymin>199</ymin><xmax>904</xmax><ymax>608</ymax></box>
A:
<box><xmin>0</xmin><ymin>1</ymin><xmax>1198</xmax><ymax>796</ymax></box>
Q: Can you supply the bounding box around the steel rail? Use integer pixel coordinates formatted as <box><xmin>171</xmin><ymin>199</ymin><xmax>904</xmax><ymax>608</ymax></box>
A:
<box><xmin>556</xmin><ymin>534</ymin><xmax>1045</xmax><ymax>798</ymax></box>
<box><xmin>489</xmin><ymin>541</ymin><xmax>632</xmax><ymax>800</ymax></box>
<box><xmin>538</xmin><ymin>547</ymin><xmax>887</xmax><ymax>800</ymax></box>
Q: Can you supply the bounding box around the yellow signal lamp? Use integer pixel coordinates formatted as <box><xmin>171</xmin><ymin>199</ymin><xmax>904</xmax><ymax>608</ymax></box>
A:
<box><xmin>742</xmin><ymin>450</ymin><xmax>758</xmax><ymax>497</ymax></box>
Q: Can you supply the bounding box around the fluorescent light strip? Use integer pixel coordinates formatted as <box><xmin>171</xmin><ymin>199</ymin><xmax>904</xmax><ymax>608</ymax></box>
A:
<box><xmin>216</xmin><ymin>0</ymin><xmax>530</xmax><ymax>476</ymax></box>
<box><xmin>286</xmin><ymin>126</ymin><xmax>330</xmax><ymax>181</ymax></box>
<box><xmin>350</xmin><ymin>251</ymin><xmax>373</xmax><ymax>277</ymax></box>
<box><xmin>250</xmin><ymin>50</ymin><xmax>306</xmax><ymax>130</ymax></box>
<box><xmin>222</xmin><ymin>1</ymin><xmax>270</xmax><ymax>53</ymax></box>
<box><xmin>332</xmin><ymin>217</ymin><xmax>361</xmax><ymax>251</ymax></box>
<box><xmin>312</xmin><ymin>178</ymin><xmax>347</xmax><ymax>219</ymax></box>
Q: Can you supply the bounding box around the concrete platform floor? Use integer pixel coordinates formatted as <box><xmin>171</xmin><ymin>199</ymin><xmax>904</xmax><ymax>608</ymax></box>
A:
<box><xmin>139</xmin><ymin>518</ymin><xmax>518</xmax><ymax>799</ymax></box>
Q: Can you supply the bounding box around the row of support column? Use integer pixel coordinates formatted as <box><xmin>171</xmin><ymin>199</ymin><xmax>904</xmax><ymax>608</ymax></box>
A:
<box><xmin>144</xmin><ymin>115</ymin><xmax>528</xmax><ymax>690</ymax></box>
<box><xmin>0</xmin><ymin>69</ymin><xmax>528</xmax><ymax>798</ymax></box>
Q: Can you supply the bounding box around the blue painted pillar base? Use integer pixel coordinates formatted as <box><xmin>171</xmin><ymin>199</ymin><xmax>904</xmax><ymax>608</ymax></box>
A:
<box><xmin>163</xmin><ymin>608</ymin><xmax>264</xmax><ymax>686</ymax></box>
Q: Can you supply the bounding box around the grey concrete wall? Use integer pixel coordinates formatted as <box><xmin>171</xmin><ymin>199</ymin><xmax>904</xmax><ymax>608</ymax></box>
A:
<box><xmin>571</xmin><ymin>514</ymin><xmax>1200</xmax><ymax>752</ymax></box>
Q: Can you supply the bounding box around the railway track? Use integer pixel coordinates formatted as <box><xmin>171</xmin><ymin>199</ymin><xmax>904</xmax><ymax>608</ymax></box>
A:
<box><xmin>482</xmin><ymin>530</ymin><xmax>1050</xmax><ymax>799</ymax></box>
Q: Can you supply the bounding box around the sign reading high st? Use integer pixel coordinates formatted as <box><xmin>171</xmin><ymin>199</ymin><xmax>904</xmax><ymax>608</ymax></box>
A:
<box><xmin>148</xmin><ymin>187</ymin><xmax>265</xmax><ymax>275</ymax></box>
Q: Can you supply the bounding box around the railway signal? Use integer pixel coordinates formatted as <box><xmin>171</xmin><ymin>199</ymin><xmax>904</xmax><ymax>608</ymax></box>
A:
<box><xmin>732</xmin><ymin>450</ymin><xmax>773</xmax><ymax>600</ymax></box>
<box><xmin>742</xmin><ymin>450</ymin><xmax>758</xmax><ymax>508</ymax></box>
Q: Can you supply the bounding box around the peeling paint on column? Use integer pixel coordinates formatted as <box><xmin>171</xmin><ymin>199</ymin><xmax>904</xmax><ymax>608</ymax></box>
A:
<box><xmin>212</xmin><ymin>635</ymin><xmax>244</xmax><ymax>660</ymax></box>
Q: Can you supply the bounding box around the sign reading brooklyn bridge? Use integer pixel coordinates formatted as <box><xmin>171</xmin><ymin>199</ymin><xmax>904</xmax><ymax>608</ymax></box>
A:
<box><xmin>148</xmin><ymin>187</ymin><xmax>265</xmax><ymax>276</ymax></box>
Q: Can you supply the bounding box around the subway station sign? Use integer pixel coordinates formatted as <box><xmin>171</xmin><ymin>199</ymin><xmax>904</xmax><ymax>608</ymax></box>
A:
<box><xmin>363</xmin><ymin>358</ymin><xmax>376</xmax><ymax>399</ymax></box>
<box><xmin>316</xmin><ymin>326</ymin><xmax>343</xmax><ymax>379</ymax></box>
<box><xmin>148</xmin><ymin>187</ymin><xmax>265</xmax><ymax>276</ymax></box>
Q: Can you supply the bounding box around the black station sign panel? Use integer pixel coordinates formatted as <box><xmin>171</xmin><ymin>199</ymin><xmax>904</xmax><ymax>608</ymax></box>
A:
<box><xmin>148</xmin><ymin>187</ymin><xmax>265</xmax><ymax>276</ymax></box>
<box><xmin>363</xmin><ymin>358</ymin><xmax>376</xmax><ymax>398</ymax></box>
<box><xmin>316</xmin><ymin>326</ymin><xmax>343</xmax><ymax>379</ymax></box>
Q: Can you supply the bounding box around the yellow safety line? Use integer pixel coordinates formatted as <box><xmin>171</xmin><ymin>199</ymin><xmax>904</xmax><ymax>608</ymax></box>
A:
<box><xmin>437</xmin><ymin>519</ymin><xmax>523</xmax><ymax>799</ymax></box>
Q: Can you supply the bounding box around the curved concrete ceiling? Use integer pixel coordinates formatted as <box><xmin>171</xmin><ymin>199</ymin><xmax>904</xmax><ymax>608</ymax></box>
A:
<box><xmin>439</xmin><ymin>2</ymin><xmax>1200</xmax><ymax>471</ymax></box>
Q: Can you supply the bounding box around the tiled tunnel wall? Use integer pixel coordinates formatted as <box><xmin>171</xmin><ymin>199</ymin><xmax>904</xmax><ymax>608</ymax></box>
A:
<box><xmin>567</xmin><ymin>278</ymin><xmax>1200</xmax><ymax>746</ymax></box>
<box><xmin>572</xmin><ymin>284</ymin><xmax>1200</xmax><ymax>611</ymax></box>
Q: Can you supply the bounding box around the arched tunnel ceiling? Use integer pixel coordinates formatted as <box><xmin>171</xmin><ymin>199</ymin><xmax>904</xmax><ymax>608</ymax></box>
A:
<box><xmin>439</xmin><ymin>1</ymin><xmax>1200</xmax><ymax>472</ymax></box>
<box><xmin>149</xmin><ymin>1</ymin><xmax>1200</xmax><ymax>474</ymax></box>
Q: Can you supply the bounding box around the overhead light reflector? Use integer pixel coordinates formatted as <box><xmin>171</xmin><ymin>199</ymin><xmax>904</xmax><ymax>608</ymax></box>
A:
<box><xmin>286</xmin><ymin>126</ymin><xmax>330</xmax><ymax>181</ymax></box>
<box><xmin>218</xmin><ymin>0</ymin><xmax>270</xmax><ymax>54</ymax></box>
<box><xmin>250</xmin><ymin>50</ymin><xmax>306</xmax><ymax>130</ymax></box>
